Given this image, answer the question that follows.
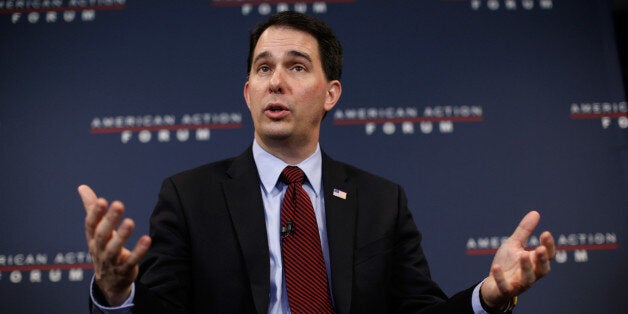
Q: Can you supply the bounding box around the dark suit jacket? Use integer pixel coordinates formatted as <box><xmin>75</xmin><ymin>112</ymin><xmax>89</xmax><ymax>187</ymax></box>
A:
<box><xmin>122</xmin><ymin>147</ymin><xmax>477</xmax><ymax>313</ymax></box>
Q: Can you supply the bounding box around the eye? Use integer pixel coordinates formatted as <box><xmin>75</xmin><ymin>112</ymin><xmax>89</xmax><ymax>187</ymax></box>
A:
<box><xmin>257</xmin><ymin>65</ymin><xmax>271</xmax><ymax>73</ymax></box>
<box><xmin>292</xmin><ymin>65</ymin><xmax>306</xmax><ymax>72</ymax></box>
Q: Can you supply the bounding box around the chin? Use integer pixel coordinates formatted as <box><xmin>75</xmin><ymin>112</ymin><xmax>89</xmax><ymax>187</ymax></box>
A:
<box><xmin>257</xmin><ymin>124</ymin><xmax>293</xmax><ymax>138</ymax></box>
<box><xmin>258</xmin><ymin>129</ymin><xmax>293</xmax><ymax>141</ymax></box>
<box><xmin>265</xmin><ymin>134</ymin><xmax>293</xmax><ymax>142</ymax></box>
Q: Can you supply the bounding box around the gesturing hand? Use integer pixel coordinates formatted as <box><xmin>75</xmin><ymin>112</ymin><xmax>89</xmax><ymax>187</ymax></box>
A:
<box><xmin>480</xmin><ymin>211</ymin><xmax>556</xmax><ymax>310</ymax></box>
<box><xmin>79</xmin><ymin>185</ymin><xmax>152</xmax><ymax>306</ymax></box>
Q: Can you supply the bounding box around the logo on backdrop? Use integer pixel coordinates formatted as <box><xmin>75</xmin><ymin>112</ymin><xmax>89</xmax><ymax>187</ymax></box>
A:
<box><xmin>89</xmin><ymin>112</ymin><xmax>243</xmax><ymax>144</ymax></box>
<box><xmin>211</xmin><ymin>0</ymin><xmax>356</xmax><ymax>16</ymax></box>
<box><xmin>442</xmin><ymin>0</ymin><xmax>553</xmax><ymax>11</ymax></box>
<box><xmin>0</xmin><ymin>0</ymin><xmax>128</xmax><ymax>24</ymax></box>
<box><xmin>569</xmin><ymin>101</ymin><xmax>628</xmax><ymax>129</ymax></box>
<box><xmin>0</xmin><ymin>251</ymin><xmax>92</xmax><ymax>284</ymax></box>
<box><xmin>466</xmin><ymin>231</ymin><xmax>619</xmax><ymax>263</ymax></box>
<box><xmin>333</xmin><ymin>105</ymin><xmax>484</xmax><ymax>135</ymax></box>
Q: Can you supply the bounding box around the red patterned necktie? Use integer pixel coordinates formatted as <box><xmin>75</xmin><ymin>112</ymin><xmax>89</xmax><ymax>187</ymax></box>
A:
<box><xmin>280</xmin><ymin>166</ymin><xmax>335</xmax><ymax>314</ymax></box>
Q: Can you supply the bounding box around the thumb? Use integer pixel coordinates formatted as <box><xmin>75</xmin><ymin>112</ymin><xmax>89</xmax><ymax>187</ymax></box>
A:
<box><xmin>509</xmin><ymin>210</ymin><xmax>540</xmax><ymax>246</ymax></box>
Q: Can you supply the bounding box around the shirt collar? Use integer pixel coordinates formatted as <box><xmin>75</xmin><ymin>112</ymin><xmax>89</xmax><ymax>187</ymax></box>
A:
<box><xmin>252</xmin><ymin>139</ymin><xmax>322</xmax><ymax>197</ymax></box>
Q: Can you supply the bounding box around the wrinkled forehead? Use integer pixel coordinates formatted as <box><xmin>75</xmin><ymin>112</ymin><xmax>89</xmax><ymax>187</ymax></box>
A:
<box><xmin>253</xmin><ymin>26</ymin><xmax>321</xmax><ymax>61</ymax></box>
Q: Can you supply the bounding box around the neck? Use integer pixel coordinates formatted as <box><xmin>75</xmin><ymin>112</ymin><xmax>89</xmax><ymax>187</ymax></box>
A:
<box><xmin>255</xmin><ymin>134</ymin><xmax>318</xmax><ymax>165</ymax></box>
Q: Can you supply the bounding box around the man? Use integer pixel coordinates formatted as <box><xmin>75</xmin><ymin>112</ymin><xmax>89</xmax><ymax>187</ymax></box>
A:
<box><xmin>79</xmin><ymin>11</ymin><xmax>555</xmax><ymax>313</ymax></box>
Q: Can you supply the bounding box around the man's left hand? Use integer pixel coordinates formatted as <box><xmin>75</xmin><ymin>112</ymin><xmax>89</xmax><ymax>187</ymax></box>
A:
<box><xmin>480</xmin><ymin>210</ymin><xmax>556</xmax><ymax>310</ymax></box>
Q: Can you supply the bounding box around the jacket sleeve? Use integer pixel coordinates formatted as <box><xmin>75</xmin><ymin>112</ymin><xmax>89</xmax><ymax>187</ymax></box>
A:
<box><xmin>389</xmin><ymin>185</ymin><xmax>475</xmax><ymax>314</ymax></box>
<box><xmin>133</xmin><ymin>177</ymin><xmax>193</xmax><ymax>314</ymax></box>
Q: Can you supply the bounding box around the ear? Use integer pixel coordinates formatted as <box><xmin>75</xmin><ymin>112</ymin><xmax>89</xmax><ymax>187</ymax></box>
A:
<box><xmin>243</xmin><ymin>81</ymin><xmax>251</xmax><ymax>110</ymax></box>
<box><xmin>323</xmin><ymin>80</ymin><xmax>342</xmax><ymax>112</ymax></box>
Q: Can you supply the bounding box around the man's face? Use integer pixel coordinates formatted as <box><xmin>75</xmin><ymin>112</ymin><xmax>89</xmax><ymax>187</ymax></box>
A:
<box><xmin>244</xmin><ymin>26</ymin><xmax>341</xmax><ymax>149</ymax></box>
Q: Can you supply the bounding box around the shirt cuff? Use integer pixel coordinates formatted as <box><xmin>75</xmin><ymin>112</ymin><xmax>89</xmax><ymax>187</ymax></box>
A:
<box><xmin>90</xmin><ymin>275</ymin><xmax>135</xmax><ymax>314</ymax></box>
<box><xmin>471</xmin><ymin>278</ymin><xmax>489</xmax><ymax>314</ymax></box>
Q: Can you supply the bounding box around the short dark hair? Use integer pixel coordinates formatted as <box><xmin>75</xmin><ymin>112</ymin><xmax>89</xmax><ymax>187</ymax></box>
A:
<box><xmin>247</xmin><ymin>11</ymin><xmax>343</xmax><ymax>81</ymax></box>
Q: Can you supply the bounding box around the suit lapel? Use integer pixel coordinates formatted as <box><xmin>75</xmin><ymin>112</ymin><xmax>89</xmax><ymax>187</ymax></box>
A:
<box><xmin>222</xmin><ymin>148</ymin><xmax>270</xmax><ymax>314</ymax></box>
<box><xmin>220</xmin><ymin>148</ymin><xmax>358</xmax><ymax>313</ymax></box>
<box><xmin>322</xmin><ymin>153</ymin><xmax>357</xmax><ymax>314</ymax></box>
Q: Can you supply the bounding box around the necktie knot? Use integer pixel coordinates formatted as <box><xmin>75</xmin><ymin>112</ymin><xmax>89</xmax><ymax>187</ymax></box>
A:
<box><xmin>281</xmin><ymin>166</ymin><xmax>305</xmax><ymax>185</ymax></box>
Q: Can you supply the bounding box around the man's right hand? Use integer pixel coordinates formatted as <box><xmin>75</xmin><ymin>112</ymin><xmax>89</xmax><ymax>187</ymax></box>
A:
<box><xmin>78</xmin><ymin>185</ymin><xmax>152</xmax><ymax>306</ymax></box>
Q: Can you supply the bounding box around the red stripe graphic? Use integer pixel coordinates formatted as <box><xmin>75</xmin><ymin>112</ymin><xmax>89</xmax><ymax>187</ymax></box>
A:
<box><xmin>0</xmin><ymin>5</ymin><xmax>126</xmax><ymax>14</ymax></box>
<box><xmin>211</xmin><ymin>0</ymin><xmax>355</xmax><ymax>7</ymax></box>
<box><xmin>333</xmin><ymin>116</ymin><xmax>484</xmax><ymax>125</ymax></box>
<box><xmin>90</xmin><ymin>123</ymin><xmax>242</xmax><ymax>134</ymax></box>
<box><xmin>570</xmin><ymin>113</ymin><xmax>627</xmax><ymax>119</ymax></box>
<box><xmin>0</xmin><ymin>263</ymin><xmax>94</xmax><ymax>272</ymax></box>
<box><xmin>466</xmin><ymin>243</ymin><xmax>619</xmax><ymax>256</ymax></box>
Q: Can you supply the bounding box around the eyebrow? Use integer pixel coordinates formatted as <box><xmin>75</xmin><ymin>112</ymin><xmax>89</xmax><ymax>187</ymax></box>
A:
<box><xmin>287</xmin><ymin>50</ymin><xmax>313</xmax><ymax>63</ymax></box>
<box><xmin>252</xmin><ymin>50</ymin><xmax>313</xmax><ymax>66</ymax></box>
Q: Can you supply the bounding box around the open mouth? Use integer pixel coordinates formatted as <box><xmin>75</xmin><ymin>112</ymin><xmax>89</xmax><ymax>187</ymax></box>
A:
<box><xmin>265</xmin><ymin>103</ymin><xmax>289</xmax><ymax>112</ymax></box>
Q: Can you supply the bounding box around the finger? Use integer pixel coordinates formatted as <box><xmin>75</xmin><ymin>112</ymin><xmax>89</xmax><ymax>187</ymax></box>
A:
<box><xmin>509</xmin><ymin>210</ymin><xmax>541</xmax><ymax>246</ymax></box>
<box><xmin>84</xmin><ymin>198</ymin><xmax>109</xmax><ymax>240</ymax></box>
<box><xmin>491</xmin><ymin>264</ymin><xmax>512</xmax><ymax>295</ymax></box>
<box><xmin>519</xmin><ymin>253</ymin><xmax>535</xmax><ymax>288</ymax></box>
<box><xmin>78</xmin><ymin>185</ymin><xmax>97</xmax><ymax>212</ymax></box>
<box><xmin>540</xmin><ymin>231</ymin><xmax>556</xmax><ymax>259</ymax></box>
<box><xmin>80</xmin><ymin>185</ymin><xmax>110</xmax><ymax>240</ymax></box>
<box><xmin>78</xmin><ymin>186</ymin><xmax>109</xmax><ymax>215</ymax></box>
<box><xmin>85</xmin><ymin>203</ymin><xmax>104</xmax><ymax>241</ymax></box>
<box><xmin>125</xmin><ymin>235</ymin><xmax>152</xmax><ymax>267</ymax></box>
<box><xmin>534</xmin><ymin>246</ymin><xmax>551</xmax><ymax>277</ymax></box>
<box><xmin>104</xmin><ymin>218</ymin><xmax>135</xmax><ymax>264</ymax></box>
<box><xmin>93</xmin><ymin>201</ymin><xmax>125</xmax><ymax>250</ymax></box>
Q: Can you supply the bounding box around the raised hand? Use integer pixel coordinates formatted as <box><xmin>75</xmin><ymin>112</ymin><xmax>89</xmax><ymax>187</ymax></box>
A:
<box><xmin>480</xmin><ymin>211</ymin><xmax>556</xmax><ymax>310</ymax></box>
<box><xmin>79</xmin><ymin>185</ymin><xmax>152</xmax><ymax>306</ymax></box>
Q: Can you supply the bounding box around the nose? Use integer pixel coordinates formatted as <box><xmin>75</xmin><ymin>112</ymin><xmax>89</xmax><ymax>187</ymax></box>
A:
<box><xmin>269</xmin><ymin>69</ymin><xmax>283</xmax><ymax>94</ymax></box>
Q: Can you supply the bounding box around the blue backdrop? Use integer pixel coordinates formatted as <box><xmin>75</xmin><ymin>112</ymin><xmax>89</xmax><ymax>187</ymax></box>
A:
<box><xmin>1</xmin><ymin>0</ymin><xmax>626</xmax><ymax>313</ymax></box>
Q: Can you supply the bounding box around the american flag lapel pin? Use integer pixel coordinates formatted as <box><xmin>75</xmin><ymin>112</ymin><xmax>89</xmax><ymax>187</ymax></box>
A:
<box><xmin>333</xmin><ymin>188</ymin><xmax>347</xmax><ymax>200</ymax></box>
